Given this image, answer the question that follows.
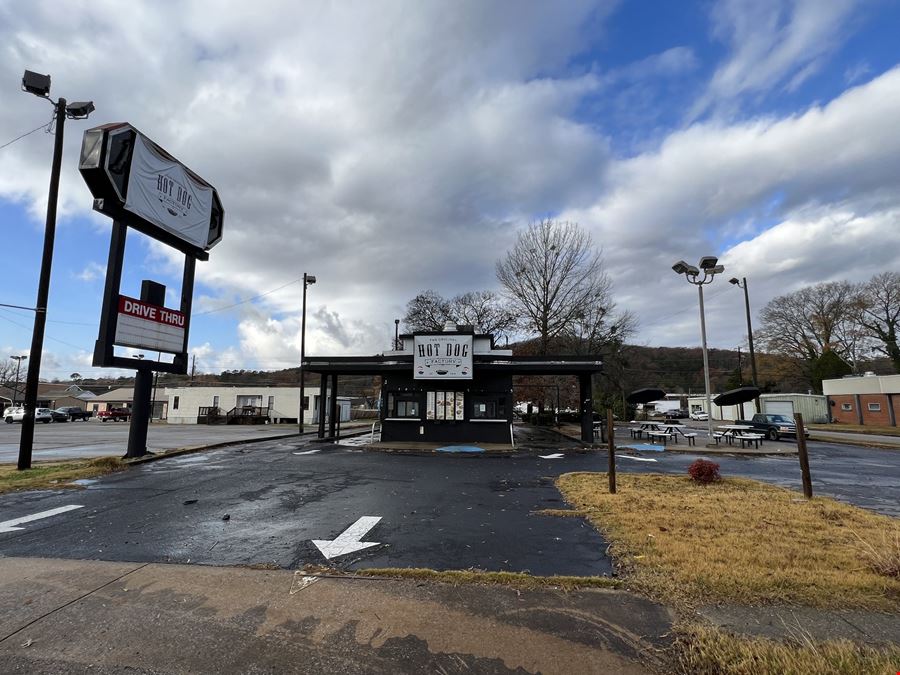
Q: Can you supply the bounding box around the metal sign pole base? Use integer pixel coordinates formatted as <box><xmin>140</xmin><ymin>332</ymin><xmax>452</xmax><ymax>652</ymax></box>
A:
<box><xmin>125</xmin><ymin>369</ymin><xmax>154</xmax><ymax>458</ymax></box>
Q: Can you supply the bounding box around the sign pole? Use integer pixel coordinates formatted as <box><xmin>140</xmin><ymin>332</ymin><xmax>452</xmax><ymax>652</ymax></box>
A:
<box><xmin>795</xmin><ymin>413</ymin><xmax>813</xmax><ymax>498</ymax></box>
<box><xmin>124</xmin><ymin>281</ymin><xmax>165</xmax><ymax>459</ymax></box>
<box><xmin>607</xmin><ymin>407</ymin><xmax>617</xmax><ymax>494</ymax></box>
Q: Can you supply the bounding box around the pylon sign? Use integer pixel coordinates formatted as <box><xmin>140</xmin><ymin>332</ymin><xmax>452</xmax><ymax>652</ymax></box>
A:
<box><xmin>79</xmin><ymin>123</ymin><xmax>224</xmax><ymax>374</ymax></box>
<box><xmin>79</xmin><ymin>123</ymin><xmax>223</xmax><ymax>257</ymax></box>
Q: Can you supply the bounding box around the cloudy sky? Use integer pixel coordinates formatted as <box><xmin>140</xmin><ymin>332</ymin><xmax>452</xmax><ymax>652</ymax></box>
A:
<box><xmin>2</xmin><ymin>0</ymin><xmax>899</xmax><ymax>379</ymax></box>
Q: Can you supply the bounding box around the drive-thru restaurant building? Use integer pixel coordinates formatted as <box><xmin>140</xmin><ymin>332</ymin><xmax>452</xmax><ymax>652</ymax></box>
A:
<box><xmin>304</xmin><ymin>324</ymin><xmax>603</xmax><ymax>444</ymax></box>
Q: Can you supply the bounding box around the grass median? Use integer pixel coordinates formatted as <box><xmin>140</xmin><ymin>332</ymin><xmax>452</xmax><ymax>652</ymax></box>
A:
<box><xmin>0</xmin><ymin>457</ymin><xmax>124</xmax><ymax>494</ymax></box>
<box><xmin>557</xmin><ymin>472</ymin><xmax>899</xmax><ymax>611</ymax></box>
<box><xmin>557</xmin><ymin>471</ymin><xmax>900</xmax><ymax>673</ymax></box>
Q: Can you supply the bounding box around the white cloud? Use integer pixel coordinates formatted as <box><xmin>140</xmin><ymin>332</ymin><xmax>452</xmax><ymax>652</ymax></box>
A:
<box><xmin>74</xmin><ymin>261</ymin><xmax>106</xmax><ymax>282</ymax></box>
<box><xmin>692</xmin><ymin>0</ymin><xmax>859</xmax><ymax>118</ymax></box>
<box><xmin>1</xmin><ymin>0</ymin><xmax>898</xmax><ymax>372</ymax></box>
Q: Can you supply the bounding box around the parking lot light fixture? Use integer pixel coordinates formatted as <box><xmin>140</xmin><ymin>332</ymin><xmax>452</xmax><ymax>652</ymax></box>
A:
<box><xmin>299</xmin><ymin>273</ymin><xmax>316</xmax><ymax>433</ymax></box>
<box><xmin>729</xmin><ymin>276</ymin><xmax>760</xmax><ymax>412</ymax></box>
<box><xmin>673</xmin><ymin>257</ymin><xmax>724</xmax><ymax>445</ymax></box>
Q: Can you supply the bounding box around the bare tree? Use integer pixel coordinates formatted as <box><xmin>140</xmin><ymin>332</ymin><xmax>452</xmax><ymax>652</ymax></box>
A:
<box><xmin>403</xmin><ymin>290</ymin><xmax>452</xmax><ymax>331</ymax></box>
<box><xmin>756</xmin><ymin>281</ymin><xmax>856</xmax><ymax>383</ymax></box>
<box><xmin>496</xmin><ymin>220</ymin><xmax>613</xmax><ymax>355</ymax></box>
<box><xmin>403</xmin><ymin>289</ymin><xmax>517</xmax><ymax>341</ymax></box>
<box><xmin>853</xmin><ymin>271</ymin><xmax>900</xmax><ymax>373</ymax></box>
<box><xmin>448</xmin><ymin>291</ymin><xmax>517</xmax><ymax>343</ymax></box>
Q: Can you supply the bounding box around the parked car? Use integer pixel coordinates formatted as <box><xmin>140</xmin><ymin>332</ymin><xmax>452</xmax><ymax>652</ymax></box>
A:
<box><xmin>97</xmin><ymin>407</ymin><xmax>131</xmax><ymax>422</ymax></box>
<box><xmin>4</xmin><ymin>406</ymin><xmax>24</xmax><ymax>423</ymax></box>
<box><xmin>735</xmin><ymin>413</ymin><xmax>810</xmax><ymax>441</ymax></box>
<box><xmin>3</xmin><ymin>407</ymin><xmax>51</xmax><ymax>423</ymax></box>
<box><xmin>690</xmin><ymin>410</ymin><xmax>709</xmax><ymax>421</ymax></box>
<box><xmin>664</xmin><ymin>409</ymin><xmax>688</xmax><ymax>420</ymax></box>
<box><xmin>55</xmin><ymin>406</ymin><xmax>92</xmax><ymax>422</ymax></box>
<box><xmin>49</xmin><ymin>408</ymin><xmax>69</xmax><ymax>422</ymax></box>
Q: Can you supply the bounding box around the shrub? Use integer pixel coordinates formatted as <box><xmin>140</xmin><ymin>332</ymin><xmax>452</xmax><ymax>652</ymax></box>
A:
<box><xmin>688</xmin><ymin>459</ymin><xmax>721</xmax><ymax>483</ymax></box>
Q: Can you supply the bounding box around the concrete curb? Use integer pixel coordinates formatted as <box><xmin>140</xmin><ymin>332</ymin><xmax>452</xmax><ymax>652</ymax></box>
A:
<box><xmin>124</xmin><ymin>426</ymin><xmax>378</xmax><ymax>466</ymax></box>
<box><xmin>123</xmin><ymin>432</ymin><xmax>308</xmax><ymax>465</ymax></box>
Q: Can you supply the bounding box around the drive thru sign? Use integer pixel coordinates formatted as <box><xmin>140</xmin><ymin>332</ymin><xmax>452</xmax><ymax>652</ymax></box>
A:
<box><xmin>114</xmin><ymin>295</ymin><xmax>186</xmax><ymax>354</ymax></box>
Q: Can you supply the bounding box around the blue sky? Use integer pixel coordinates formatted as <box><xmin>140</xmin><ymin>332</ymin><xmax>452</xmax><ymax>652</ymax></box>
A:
<box><xmin>2</xmin><ymin>0</ymin><xmax>900</xmax><ymax>380</ymax></box>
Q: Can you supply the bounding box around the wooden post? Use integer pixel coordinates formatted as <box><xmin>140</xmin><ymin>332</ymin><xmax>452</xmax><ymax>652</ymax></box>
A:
<box><xmin>607</xmin><ymin>407</ymin><xmax>616</xmax><ymax>494</ymax></box>
<box><xmin>795</xmin><ymin>412</ymin><xmax>812</xmax><ymax>499</ymax></box>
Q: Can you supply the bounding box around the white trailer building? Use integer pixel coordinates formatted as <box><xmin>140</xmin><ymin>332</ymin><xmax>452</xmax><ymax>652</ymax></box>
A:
<box><xmin>688</xmin><ymin>393</ymin><xmax>827</xmax><ymax>423</ymax></box>
<box><xmin>163</xmin><ymin>386</ymin><xmax>351</xmax><ymax>425</ymax></box>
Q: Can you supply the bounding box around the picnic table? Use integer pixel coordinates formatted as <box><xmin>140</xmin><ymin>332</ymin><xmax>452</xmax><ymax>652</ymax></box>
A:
<box><xmin>630</xmin><ymin>421</ymin><xmax>697</xmax><ymax>446</ymax></box>
<box><xmin>714</xmin><ymin>424</ymin><xmax>764</xmax><ymax>448</ymax></box>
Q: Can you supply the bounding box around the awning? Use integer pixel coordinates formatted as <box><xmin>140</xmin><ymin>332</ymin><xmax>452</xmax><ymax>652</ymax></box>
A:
<box><xmin>626</xmin><ymin>387</ymin><xmax>667</xmax><ymax>404</ymax></box>
<box><xmin>713</xmin><ymin>386</ymin><xmax>761</xmax><ymax>407</ymax></box>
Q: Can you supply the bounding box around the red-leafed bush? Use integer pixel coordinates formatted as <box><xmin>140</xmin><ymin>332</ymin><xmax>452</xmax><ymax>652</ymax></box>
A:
<box><xmin>688</xmin><ymin>459</ymin><xmax>721</xmax><ymax>483</ymax></box>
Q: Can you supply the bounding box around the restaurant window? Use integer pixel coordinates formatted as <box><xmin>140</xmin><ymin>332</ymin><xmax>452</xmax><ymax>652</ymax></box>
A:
<box><xmin>302</xmin><ymin>396</ymin><xmax>310</xmax><ymax>410</ymax></box>
<box><xmin>388</xmin><ymin>393</ymin><xmax>420</xmax><ymax>418</ymax></box>
<box><xmin>213</xmin><ymin>395</ymin><xmax>219</xmax><ymax>408</ymax></box>
<box><xmin>268</xmin><ymin>395</ymin><xmax>275</xmax><ymax>410</ymax></box>
<box><xmin>868</xmin><ymin>402</ymin><xmax>881</xmax><ymax>412</ymax></box>
<box><xmin>173</xmin><ymin>396</ymin><xmax>180</xmax><ymax>410</ymax></box>
<box><xmin>426</xmin><ymin>391</ymin><xmax>464</xmax><ymax>420</ymax></box>
<box><xmin>841</xmin><ymin>403</ymin><xmax>852</xmax><ymax>411</ymax></box>
<box><xmin>472</xmin><ymin>395</ymin><xmax>506</xmax><ymax>419</ymax></box>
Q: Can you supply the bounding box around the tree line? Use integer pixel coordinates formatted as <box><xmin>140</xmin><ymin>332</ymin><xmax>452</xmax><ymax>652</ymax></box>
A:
<box><xmin>756</xmin><ymin>273</ymin><xmax>900</xmax><ymax>391</ymax></box>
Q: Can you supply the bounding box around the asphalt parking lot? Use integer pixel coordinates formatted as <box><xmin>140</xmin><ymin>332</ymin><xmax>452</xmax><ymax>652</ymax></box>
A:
<box><xmin>1</xmin><ymin>431</ymin><xmax>897</xmax><ymax>575</ymax></box>
<box><xmin>0</xmin><ymin>420</ymin><xmax>301</xmax><ymax>463</ymax></box>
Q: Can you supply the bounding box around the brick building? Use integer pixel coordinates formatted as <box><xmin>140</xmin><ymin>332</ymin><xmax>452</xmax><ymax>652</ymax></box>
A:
<box><xmin>822</xmin><ymin>373</ymin><xmax>900</xmax><ymax>426</ymax></box>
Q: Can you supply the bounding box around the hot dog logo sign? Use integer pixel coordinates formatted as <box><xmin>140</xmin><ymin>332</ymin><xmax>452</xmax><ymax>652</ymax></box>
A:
<box><xmin>414</xmin><ymin>335</ymin><xmax>473</xmax><ymax>380</ymax></box>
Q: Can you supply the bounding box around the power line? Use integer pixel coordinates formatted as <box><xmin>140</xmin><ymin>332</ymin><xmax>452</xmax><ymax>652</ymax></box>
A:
<box><xmin>194</xmin><ymin>276</ymin><xmax>304</xmax><ymax>316</ymax></box>
<box><xmin>0</xmin><ymin>120</ymin><xmax>52</xmax><ymax>152</ymax></box>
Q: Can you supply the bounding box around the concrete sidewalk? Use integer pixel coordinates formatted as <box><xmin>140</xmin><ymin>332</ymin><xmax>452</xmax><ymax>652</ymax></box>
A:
<box><xmin>0</xmin><ymin>557</ymin><xmax>672</xmax><ymax>674</ymax></box>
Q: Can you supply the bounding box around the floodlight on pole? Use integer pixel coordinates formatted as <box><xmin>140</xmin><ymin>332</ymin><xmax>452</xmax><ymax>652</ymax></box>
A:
<box><xmin>729</xmin><ymin>276</ymin><xmax>760</xmax><ymax>412</ymax></box>
<box><xmin>673</xmin><ymin>256</ymin><xmax>724</xmax><ymax>445</ymax></box>
<box><xmin>298</xmin><ymin>273</ymin><xmax>316</xmax><ymax>433</ymax></box>
<box><xmin>17</xmin><ymin>70</ymin><xmax>94</xmax><ymax>471</ymax></box>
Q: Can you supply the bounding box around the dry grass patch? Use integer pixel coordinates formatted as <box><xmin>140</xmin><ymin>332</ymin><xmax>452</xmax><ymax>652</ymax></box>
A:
<box><xmin>557</xmin><ymin>472</ymin><xmax>900</xmax><ymax>611</ymax></box>
<box><xmin>0</xmin><ymin>457</ymin><xmax>124</xmax><ymax>494</ymax></box>
<box><xmin>355</xmin><ymin>567</ymin><xmax>620</xmax><ymax>591</ymax></box>
<box><xmin>676</xmin><ymin>623</ymin><xmax>900</xmax><ymax>675</ymax></box>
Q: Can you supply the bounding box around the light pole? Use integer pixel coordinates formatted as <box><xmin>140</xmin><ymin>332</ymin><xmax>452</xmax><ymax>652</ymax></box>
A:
<box><xmin>10</xmin><ymin>355</ymin><xmax>27</xmax><ymax>405</ymax></box>
<box><xmin>394</xmin><ymin>319</ymin><xmax>400</xmax><ymax>350</ymax></box>
<box><xmin>673</xmin><ymin>256</ymin><xmax>725</xmax><ymax>444</ymax></box>
<box><xmin>298</xmin><ymin>273</ymin><xmax>316</xmax><ymax>433</ymax></box>
<box><xmin>18</xmin><ymin>70</ymin><xmax>94</xmax><ymax>470</ymax></box>
<box><xmin>729</xmin><ymin>277</ymin><xmax>760</xmax><ymax>413</ymax></box>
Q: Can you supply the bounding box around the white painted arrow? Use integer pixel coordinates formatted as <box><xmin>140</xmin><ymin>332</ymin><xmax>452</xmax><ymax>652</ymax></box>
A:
<box><xmin>0</xmin><ymin>505</ymin><xmax>84</xmax><ymax>534</ymax></box>
<box><xmin>312</xmin><ymin>516</ymin><xmax>381</xmax><ymax>559</ymax></box>
<box><xmin>292</xmin><ymin>449</ymin><xmax>321</xmax><ymax>455</ymax></box>
<box><xmin>538</xmin><ymin>453</ymin><xmax>565</xmax><ymax>459</ymax></box>
<box><xmin>618</xmin><ymin>455</ymin><xmax>658</xmax><ymax>463</ymax></box>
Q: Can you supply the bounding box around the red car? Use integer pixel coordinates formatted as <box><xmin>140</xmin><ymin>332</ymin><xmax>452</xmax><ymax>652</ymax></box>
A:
<box><xmin>97</xmin><ymin>408</ymin><xmax>131</xmax><ymax>422</ymax></box>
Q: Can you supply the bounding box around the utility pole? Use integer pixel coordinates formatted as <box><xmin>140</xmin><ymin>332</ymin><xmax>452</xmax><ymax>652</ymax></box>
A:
<box><xmin>190</xmin><ymin>355</ymin><xmax>196</xmax><ymax>384</ymax></box>
<box><xmin>19</xmin><ymin>98</ymin><xmax>65</xmax><ymax>471</ymax></box>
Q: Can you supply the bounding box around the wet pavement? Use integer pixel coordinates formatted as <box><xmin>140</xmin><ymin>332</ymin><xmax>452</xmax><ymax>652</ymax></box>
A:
<box><xmin>0</xmin><ymin>430</ymin><xmax>896</xmax><ymax>578</ymax></box>
<box><xmin>0</xmin><ymin>421</ymin><xmax>302</xmax><ymax>462</ymax></box>
<box><xmin>0</xmin><ymin>437</ymin><xmax>611</xmax><ymax>576</ymax></box>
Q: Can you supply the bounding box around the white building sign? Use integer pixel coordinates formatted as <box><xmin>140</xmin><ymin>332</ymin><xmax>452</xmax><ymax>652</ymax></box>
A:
<box><xmin>114</xmin><ymin>296</ymin><xmax>186</xmax><ymax>354</ymax></box>
<box><xmin>414</xmin><ymin>335</ymin><xmax>473</xmax><ymax>380</ymax></box>
<box><xmin>124</xmin><ymin>133</ymin><xmax>215</xmax><ymax>251</ymax></box>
